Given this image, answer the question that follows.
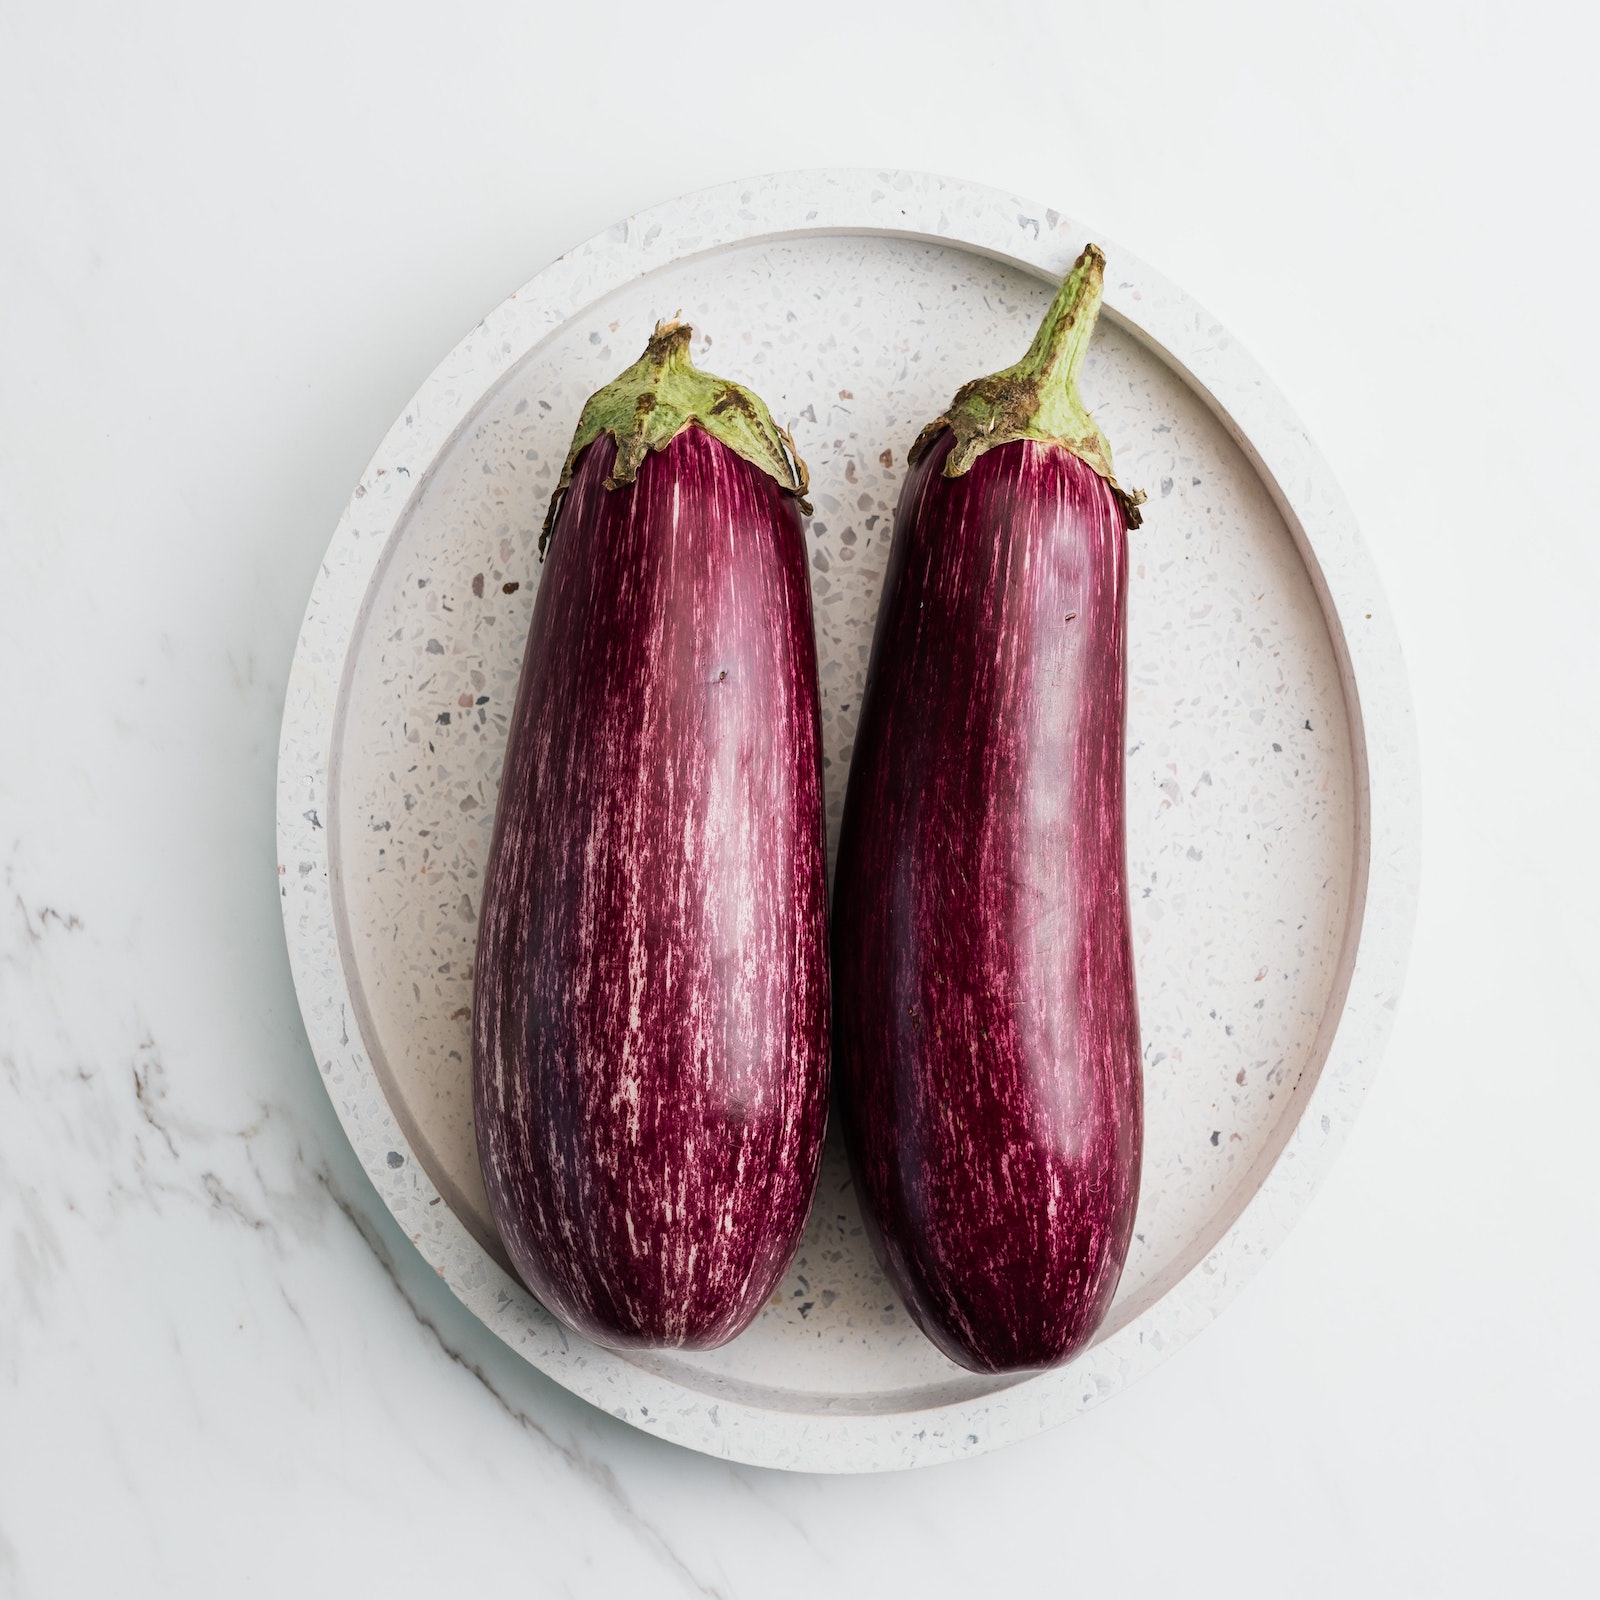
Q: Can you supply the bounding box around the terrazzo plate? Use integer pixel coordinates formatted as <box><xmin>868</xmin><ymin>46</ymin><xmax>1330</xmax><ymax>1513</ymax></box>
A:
<box><xmin>276</xmin><ymin>170</ymin><xmax>1419</xmax><ymax>1473</ymax></box>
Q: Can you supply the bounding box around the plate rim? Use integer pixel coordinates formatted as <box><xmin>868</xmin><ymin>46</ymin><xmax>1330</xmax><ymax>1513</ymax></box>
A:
<box><xmin>276</xmin><ymin>167</ymin><xmax>1420</xmax><ymax>1473</ymax></box>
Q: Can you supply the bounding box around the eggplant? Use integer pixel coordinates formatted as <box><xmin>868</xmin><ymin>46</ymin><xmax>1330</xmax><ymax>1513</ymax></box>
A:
<box><xmin>832</xmin><ymin>246</ymin><xmax>1147</xmax><ymax>1374</ymax></box>
<box><xmin>473</xmin><ymin>321</ymin><xmax>829</xmax><ymax>1351</ymax></box>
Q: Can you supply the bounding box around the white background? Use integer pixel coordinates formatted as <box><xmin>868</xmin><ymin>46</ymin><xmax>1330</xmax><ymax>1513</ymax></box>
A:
<box><xmin>2</xmin><ymin>2</ymin><xmax>1596</xmax><ymax>1595</ymax></box>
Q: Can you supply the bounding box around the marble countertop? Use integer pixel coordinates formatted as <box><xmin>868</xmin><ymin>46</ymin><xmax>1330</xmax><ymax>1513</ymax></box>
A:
<box><xmin>3</xmin><ymin>4</ymin><xmax>1596</xmax><ymax>1595</ymax></box>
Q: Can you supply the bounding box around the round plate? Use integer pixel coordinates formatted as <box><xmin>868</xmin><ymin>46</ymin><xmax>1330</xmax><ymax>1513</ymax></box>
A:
<box><xmin>277</xmin><ymin>170</ymin><xmax>1419</xmax><ymax>1472</ymax></box>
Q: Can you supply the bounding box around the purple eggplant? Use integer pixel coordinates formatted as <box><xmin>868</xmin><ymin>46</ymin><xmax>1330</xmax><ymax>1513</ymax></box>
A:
<box><xmin>833</xmin><ymin>246</ymin><xmax>1147</xmax><ymax>1374</ymax></box>
<box><xmin>473</xmin><ymin>321</ymin><xmax>828</xmax><ymax>1351</ymax></box>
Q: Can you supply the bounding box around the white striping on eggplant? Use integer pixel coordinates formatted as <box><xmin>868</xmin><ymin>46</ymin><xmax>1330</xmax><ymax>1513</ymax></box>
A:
<box><xmin>474</xmin><ymin>400</ymin><xmax>829</xmax><ymax>1352</ymax></box>
<box><xmin>833</xmin><ymin>248</ymin><xmax>1143</xmax><ymax>1375</ymax></box>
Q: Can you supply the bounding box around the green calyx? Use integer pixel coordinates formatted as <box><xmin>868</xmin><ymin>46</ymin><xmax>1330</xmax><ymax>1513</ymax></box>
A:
<box><xmin>539</xmin><ymin>319</ymin><xmax>812</xmax><ymax>554</ymax></box>
<box><xmin>908</xmin><ymin>244</ymin><xmax>1145</xmax><ymax>528</ymax></box>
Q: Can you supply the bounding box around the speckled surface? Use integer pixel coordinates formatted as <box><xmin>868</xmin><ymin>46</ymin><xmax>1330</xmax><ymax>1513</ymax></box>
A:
<box><xmin>278</xmin><ymin>171</ymin><xmax>1419</xmax><ymax>1470</ymax></box>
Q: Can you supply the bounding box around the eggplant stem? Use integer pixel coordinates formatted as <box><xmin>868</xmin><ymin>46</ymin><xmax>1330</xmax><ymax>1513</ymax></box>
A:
<box><xmin>909</xmin><ymin>243</ymin><xmax>1145</xmax><ymax>527</ymax></box>
<box><xmin>539</xmin><ymin>320</ymin><xmax>811</xmax><ymax>557</ymax></box>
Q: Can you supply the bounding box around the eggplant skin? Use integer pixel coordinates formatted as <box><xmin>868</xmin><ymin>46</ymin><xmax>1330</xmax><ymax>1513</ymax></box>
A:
<box><xmin>833</xmin><ymin>429</ymin><xmax>1142</xmax><ymax>1375</ymax></box>
<box><xmin>472</xmin><ymin>427</ymin><xmax>830</xmax><ymax>1351</ymax></box>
